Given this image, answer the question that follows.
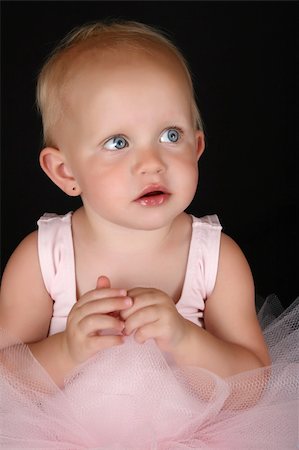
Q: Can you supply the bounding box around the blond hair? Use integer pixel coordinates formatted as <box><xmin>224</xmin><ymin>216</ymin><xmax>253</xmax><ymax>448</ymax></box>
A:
<box><xmin>36</xmin><ymin>20</ymin><xmax>203</xmax><ymax>146</ymax></box>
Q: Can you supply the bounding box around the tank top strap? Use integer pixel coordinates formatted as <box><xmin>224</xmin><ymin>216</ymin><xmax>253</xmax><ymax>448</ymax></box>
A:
<box><xmin>190</xmin><ymin>214</ymin><xmax>222</xmax><ymax>298</ymax></box>
<box><xmin>37</xmin><ymin>212</ymin><xmax>76</xmax><ymax>331</ymax></box>
<box><xmin>177</xmin><ymin>214</ymin><xmax>222</xmax><ymax>326</ymax></box>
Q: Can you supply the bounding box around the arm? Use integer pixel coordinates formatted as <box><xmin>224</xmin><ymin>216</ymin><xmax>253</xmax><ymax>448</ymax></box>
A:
<box><xmin>171</xmin><ymin>233</ymin><xmax>271</xmax><ymax>376</ymax></box>
<box><xmin>0</xmin><ymin>232</ymin><xmax>74</xmax><ymax>386</ymax></box>
<box><xmin>0</xmin><ymin>234</ymin><xmax>131</xmax><ymax>387</ymax></box>
<box><xmin>0</xmin><ymin>232</ymin><xmax>53</xmax><ymax>342</ymax></box>
<box><xmin>121</xmin><ymin>233</ymin><xmax>270</xmax><ymax>377</ymax></box>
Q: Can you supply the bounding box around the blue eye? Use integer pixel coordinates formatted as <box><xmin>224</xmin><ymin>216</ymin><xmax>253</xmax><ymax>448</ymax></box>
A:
<box><xmin>160</xmin><ymin>128</ymin><xmax>180</xmax><ymax>143</ymax></box>
<box><xmin>104</xmin><ymin>136</ymin><xmax>128</xmax><ymax>150</ymax></box>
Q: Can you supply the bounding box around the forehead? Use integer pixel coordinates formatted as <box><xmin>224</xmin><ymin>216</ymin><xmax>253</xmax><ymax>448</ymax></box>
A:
<box><xmin>62</xmin><ymin>37</ymin><xmax>187</xmax><ymax>74</ymax></box>
<box><xmin>59</xmin><ymin>42</ymin><xmax>192</xmax><ymax>107</ymax></box>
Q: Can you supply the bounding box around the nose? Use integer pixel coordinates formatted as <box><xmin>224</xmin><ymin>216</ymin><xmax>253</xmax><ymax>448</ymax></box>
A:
<box><xmin>132</xmin><ymin>148</ymin><xmax>166</xmax><ymax>175</ymax></box>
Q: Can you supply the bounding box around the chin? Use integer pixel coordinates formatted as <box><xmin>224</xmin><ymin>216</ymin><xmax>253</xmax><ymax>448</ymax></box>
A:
<box><xmin>123</xmin><ymin>208</ymin><xmax>185</xmax><ymax>231</ymax></box>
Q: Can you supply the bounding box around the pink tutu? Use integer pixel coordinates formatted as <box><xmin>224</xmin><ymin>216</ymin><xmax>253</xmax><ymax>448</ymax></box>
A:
<box><xmin>1</xmin><ymin>295</ymin><xmax>298</xmax><ymax>449</ymax></box>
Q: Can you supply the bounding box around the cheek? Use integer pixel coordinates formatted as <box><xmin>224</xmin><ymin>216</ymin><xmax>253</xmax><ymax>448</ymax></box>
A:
<box><xmin>181</xmin><ymin>160</ymin><xmax>199</xmax><ymax>195</ymax></box>
<box><xmin>187</xmin><ymin>168</ymin><xmax>199</xmax><ymax>194</ymax></box>
<box><xmin>176</xmin><ymin>155</ymin><xmax>199</xmax><ymax>182</ymax></box>
<box><xmin>81</xmin><ymin>162</ymin><xmax>127</xmax><ymax>197</ymax></box>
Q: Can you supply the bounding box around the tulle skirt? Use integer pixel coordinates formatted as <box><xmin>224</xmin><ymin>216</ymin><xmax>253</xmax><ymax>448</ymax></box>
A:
<box><xmin>1</xmin><ymin>295</ymin><xmax>298</xmax><ymax>449</ymax></box>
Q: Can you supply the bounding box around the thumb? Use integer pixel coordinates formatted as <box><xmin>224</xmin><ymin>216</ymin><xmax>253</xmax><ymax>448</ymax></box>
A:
<box><xmin>96</xmin><ymin>275</ymin><xmax>111</xmax><ymax>289</ymax></box>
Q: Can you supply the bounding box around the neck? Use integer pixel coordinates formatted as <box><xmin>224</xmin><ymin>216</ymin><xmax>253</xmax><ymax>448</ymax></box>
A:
<box><xmin>72</xmin><ymin>207</ymin><xmax>186</xmax><ymax>254</ymax></box>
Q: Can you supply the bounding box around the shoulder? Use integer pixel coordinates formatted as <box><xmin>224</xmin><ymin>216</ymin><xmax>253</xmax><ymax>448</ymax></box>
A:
<box><xmin>2</xmin><ymin>231</ymin><xmax>40</xmax><ymax>273</ymax></box>
<box><xmin>0</xmin><ymin>231</ymin><xmax>53</xmax><ymax>342</ymax></box>
<box><xmin>207</xmin><ymin>232</ymin><xmax>254</xmax><ymax>306</ymax></box>
<box><xmin>219</xmin><ymin>232</ymin><xmax>251</xmax><ymax>265</ymax></box>
<box><xmin>217</xmin><ymin>232</ymin><xmax>253</xmax><ymax>284</ymax></box>
<box><xmin>189</xmin><ymin>216</ymin><xmax>247</xmax><ymax>285</ymax></box>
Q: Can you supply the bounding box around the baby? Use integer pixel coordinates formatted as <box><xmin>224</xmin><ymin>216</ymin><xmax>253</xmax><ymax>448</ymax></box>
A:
<box><xmin>0</xmin><ymin>20</ymin><xmax>270</xmax><ymax>388</ymax></box>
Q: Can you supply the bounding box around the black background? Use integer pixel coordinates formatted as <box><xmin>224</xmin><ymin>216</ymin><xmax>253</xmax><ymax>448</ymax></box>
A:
<box><xmin>1</xmin><ymin>1</ymin><xmax>298</xmax><ymax>307</ymax></box>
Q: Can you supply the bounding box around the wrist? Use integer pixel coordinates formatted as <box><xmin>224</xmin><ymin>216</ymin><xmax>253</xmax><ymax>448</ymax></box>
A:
<box><xmin>29</xmin><ymin>332</ymin><xmax>78</xmax><ymax>387</ymax></box>
<box><xmin>171</xmin><ymin>320</ymin><xmax>202</xmax><ymax>366</ymax></box>
<box><xmin>59</xmin><ymin>331</ymin><xmax>80</xmax><ymax>372</ymax></box>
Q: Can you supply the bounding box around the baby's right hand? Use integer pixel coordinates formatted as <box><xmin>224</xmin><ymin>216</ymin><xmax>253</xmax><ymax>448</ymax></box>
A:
<box><xmin>62</xmin><ymin>276</ymin><xmax>132</xmax><ymax>365</ymax></box>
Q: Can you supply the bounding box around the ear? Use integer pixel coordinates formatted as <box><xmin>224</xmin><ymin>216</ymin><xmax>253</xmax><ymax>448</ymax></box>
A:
<box><xmin>39</xmin><ymin>147</ymin><xmax>81</xmax><ymax>197</ymax></box>
<box><xmin>195</xmin><ymin>130</ymin><xmax>205</xmax><ymax>161</ymax></box>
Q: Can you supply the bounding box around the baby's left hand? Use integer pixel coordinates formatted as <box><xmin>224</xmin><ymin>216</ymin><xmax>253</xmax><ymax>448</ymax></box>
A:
<box><xmin>120</xmin><ymin>287</ymin><xmax>189</xmax><ymax>353</ymax></box>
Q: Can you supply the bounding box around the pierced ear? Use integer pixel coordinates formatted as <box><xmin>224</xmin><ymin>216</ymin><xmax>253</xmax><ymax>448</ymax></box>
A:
<box><xmin>39</xmin><ymin>147</ymin><xmax>81</xmax><ymax>197</ymax></box>
<box><xmin>195</xmin><ymin>131</ymin><xmax>205</xmax><ymax>161</ymax></box>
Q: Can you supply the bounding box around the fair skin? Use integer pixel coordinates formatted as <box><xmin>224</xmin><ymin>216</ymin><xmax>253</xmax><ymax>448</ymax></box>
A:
<box><xmin>0</xmin><ymin>45</ymin><xmax>270</xmax><ymax>387</ymax></box>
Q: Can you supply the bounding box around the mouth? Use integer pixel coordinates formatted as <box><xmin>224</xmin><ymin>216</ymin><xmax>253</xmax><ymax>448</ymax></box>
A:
<box><xmin>134</xmin><ymin>185</ymin><xmax>171</xmax><ymax>206</ymax></box>
<box><xmin>141</xmin><ymin>190</ymin><xmax>164</xmax><ymax>197</ymax></box>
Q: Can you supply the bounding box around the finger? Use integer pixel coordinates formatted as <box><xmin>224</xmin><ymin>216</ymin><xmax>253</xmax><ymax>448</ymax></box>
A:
<box><xmin>127</xmin><ymin>287</ymin><xmax>157</xmax><ymax>297</ymax></box>
<box><xmin>86</xmin><ymin>335</ymin><xmax>124</xmax><ymax>356</ymax></box>
<box><xmin>133</xmin><ymin>321</ymin><xmax>160</xmax><ymax>344</ymax></box>
<box><xmin>124</xmin><ymin>305</ymin><xmax>158</xmax><ymax>336</ymax></box>
<box><xmin>76</xmin><ymin>296</ymin><xmax>133</xmax><ymax>319</ymax></box>
<box><xmin>120</xmin><ymin>292</ymin><xmax>161</xmax><ymax>320</ymax></box>
<box><xmin>76</xmin><ymin>288</ymin><xmax>128</xmax><ymax>307</ymax></box>
<box><xmin>96</xmin><ymin>275</ymin><xmax>111</xmax><ymax>290</ymax></box>
<box><xmin>79</xmin><ymin>313</ymin><xmax>125</xmax><ymax>335</ymax></box>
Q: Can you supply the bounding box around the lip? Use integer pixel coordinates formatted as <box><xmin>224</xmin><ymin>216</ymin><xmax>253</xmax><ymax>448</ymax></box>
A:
<box><xmin>134</xmin><ymin>184</ymin><xmax>171</xmax><ymax>206</ymax></box>
<box><xmin>135</xmin><ymin>184</ymin><xmax>170</xmax><ymax>200</ymax></box>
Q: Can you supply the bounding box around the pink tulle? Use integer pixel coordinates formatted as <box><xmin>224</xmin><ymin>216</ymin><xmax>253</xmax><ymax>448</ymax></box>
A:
<box><xmin>1</xmin><ymin>295</ymin><xmax>298</xmax><ymax>449</ymax></box>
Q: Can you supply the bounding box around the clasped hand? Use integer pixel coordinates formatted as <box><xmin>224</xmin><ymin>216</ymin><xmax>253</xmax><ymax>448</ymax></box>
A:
<box><xmin>63</xmin><ymin>276</ymin><xmax>188</xmax><ymax>366</ymax></box>
<box><xmin>121</xmin><ymin>286</ymin><xmax>186</xmax><ymax>352</ymax></box>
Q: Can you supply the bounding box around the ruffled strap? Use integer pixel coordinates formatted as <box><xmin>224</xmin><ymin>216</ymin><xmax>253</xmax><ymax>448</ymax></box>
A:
<box><xmin>177</xmin><ymin>215</ymin><xmax>222</xmax><ymax>326</ymax></box>
<box><xmin>192</xmin><ymin>214</ymin><xmax>222</xmax><ymax>298</ymax></box>
<box><xmin>37</xmin><ymin>212</ymin><xmax>76</xmax><ymax>334</ymax></box>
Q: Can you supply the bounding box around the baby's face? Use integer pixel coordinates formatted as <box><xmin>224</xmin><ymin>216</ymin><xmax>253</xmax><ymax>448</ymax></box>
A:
<box><xmin>56</xmin><ymin>47</ymin><xmax>204</xmax><ymax>230</ymax></box>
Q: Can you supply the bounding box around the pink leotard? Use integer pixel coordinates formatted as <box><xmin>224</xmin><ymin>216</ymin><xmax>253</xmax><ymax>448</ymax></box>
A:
<box><xmin>37</xmin><ymin>212</ymin><xmax>222</xmax><ymax>336</ymax></box>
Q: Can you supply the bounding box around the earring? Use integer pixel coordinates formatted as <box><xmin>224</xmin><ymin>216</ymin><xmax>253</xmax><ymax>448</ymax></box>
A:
<box><xmin>70</xmin><ymin>185</ymin><xmax>80</xmax><ymax>196</ymax></box>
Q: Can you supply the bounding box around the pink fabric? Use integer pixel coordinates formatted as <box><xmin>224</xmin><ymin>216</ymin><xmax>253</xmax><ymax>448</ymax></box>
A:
<box><xmin>0</xmin><ymin>296</ymin><xmax>298</xmax><ymax>448</ymax></box>
<box><xmin>37</xmin><ymin>212</ymin><xmax>76</xmax><ymax>336</ymax></box>
<box><xmin>37</xmin><ymin>212</ymin><xmax>222</xmax><ymax>335</ymax></box>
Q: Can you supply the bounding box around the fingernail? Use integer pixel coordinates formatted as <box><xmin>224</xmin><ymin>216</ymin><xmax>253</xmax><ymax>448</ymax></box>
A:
<box><xmin>119</xmin><ymin>289</ymin><xmax>127</xmax><ymax>296</ymax></box>
<box><xmin>124</xmin><ymin>297</ymin><xmax>133</xmax><ymax>306</ymax></box>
